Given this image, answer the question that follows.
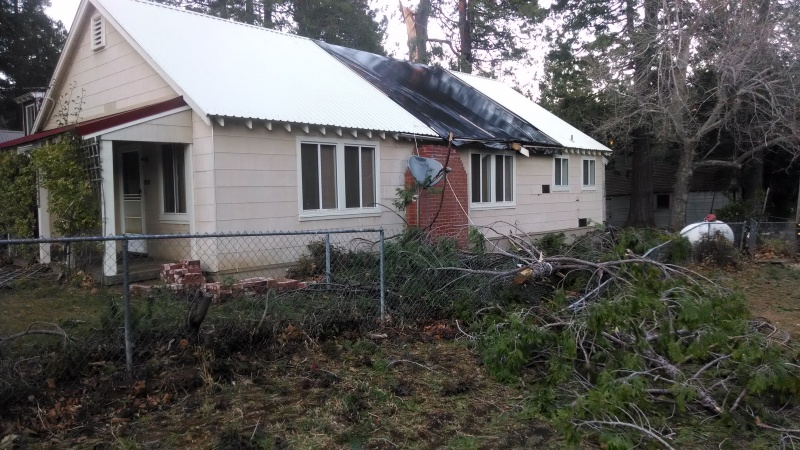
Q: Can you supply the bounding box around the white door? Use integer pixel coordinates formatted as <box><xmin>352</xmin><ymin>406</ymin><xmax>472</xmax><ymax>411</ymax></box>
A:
<box><xmin>120</xmin><ymin>149</ymin><xmax>147</xmax><ymax>254</ymax></box>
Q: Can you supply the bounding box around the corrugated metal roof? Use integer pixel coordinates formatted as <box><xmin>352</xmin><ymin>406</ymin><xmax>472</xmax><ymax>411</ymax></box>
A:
<box><xmin>93</xmin><ymin>0</ymin><xmax>437</xmax><ymax>136</ymax></box>
<box><xmin>448</xmin><ymin>71</ymin><xmax>611</xmax><ymax>152</ymax></box>
<box><xmin>0</xmin><ymin>130</ymin><xmax>24</xmax><ymax>144</ymax></box>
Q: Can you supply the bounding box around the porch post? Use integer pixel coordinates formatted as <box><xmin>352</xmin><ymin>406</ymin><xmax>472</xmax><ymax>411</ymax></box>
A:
<box><xmin>100</xmin><ymin>139</ymin><xmax>117</xmax><ymax>276</ymax></box>
<box><xmin>37</xmin><ymin>185</ymin><xmax>51</xmax><ymax>263</ymax></box>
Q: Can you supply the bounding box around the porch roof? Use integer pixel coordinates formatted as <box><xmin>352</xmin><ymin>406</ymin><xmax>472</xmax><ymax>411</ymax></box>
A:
<box><xmin>0</xmin><ymin>97</ymin><xmax>187</xmax><ymax>149</ymax></box>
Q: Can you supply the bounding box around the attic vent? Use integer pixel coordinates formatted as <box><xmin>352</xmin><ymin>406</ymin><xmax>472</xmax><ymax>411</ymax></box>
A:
<box><xmin>90</xmin><ymin>15</ymin><xmax>106</xmax><ymax>50</ymax></box>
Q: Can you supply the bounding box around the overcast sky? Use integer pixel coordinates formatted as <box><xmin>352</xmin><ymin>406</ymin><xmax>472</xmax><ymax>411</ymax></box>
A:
<box><xmin>46</xmin><ymin>0</ymin><xmax>411</xmax><ymax>51</ymax></box>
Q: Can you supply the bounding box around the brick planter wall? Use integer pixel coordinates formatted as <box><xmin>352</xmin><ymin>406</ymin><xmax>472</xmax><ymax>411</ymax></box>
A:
<box><xmin>405</xmin><ymin>145</ymin><xmax>469</xmax><ymax>246</ymax></box>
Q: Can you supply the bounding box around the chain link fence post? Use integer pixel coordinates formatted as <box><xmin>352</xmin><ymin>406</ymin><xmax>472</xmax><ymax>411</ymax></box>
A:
<box><xmin>379</xmin><ymin>229</ymin><xmax>385</xmax><ymax>325</ymax></box>
<box><xmin>325</xmin><ymin>232</ymin><xmax>331</xmax><ymax>285</ymax></box>
<box><xmin>121</xmin><ymin>237</ymin><xmax>133</xmax><ymax>375</ymax></box>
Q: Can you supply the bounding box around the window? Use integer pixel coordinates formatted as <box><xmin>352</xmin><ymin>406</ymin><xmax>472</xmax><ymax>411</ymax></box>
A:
<box><xmin>162</xmin><ymin>144</ymin><xmax>186</xmax><ymax>214</ymax></box>
<box><xmin>300</xmin><ymin>141</ymin><xmax>378</xmax><ymax>214</ymax></box>
<box><xmin>23</xmin><ymin>103</ymin><xmax>36</xmax><ymax>135</ymax></box>
<box><xmin>554</xmin><ymin>155</ymin><xmax>569</xmax><ymax>188</ymax></box>
<box><xmin>471</xmin><ymin>152</ymin><xmax>514</xmax><ymax>204</ymax></box>
<box><xmin>90</xmin><ymin>15</ymin><xmax>106</xmax><ymax>51</ymax></box>
<box><xmin>582</xmin><ymin>158</ymin><xmax>596</xmax><ymax>188</ymax></box>
<box><xmin>656</xmin><ymin>194</ymin><xmax>670</xmax><ymax>209</ymax></box>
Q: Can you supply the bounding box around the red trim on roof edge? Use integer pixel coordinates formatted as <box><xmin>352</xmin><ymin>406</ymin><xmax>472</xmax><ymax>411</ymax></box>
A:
<box><xmin>0</xmin><ymin>97</ymin><xmax>188</xmax><ymax>149</ymax></box>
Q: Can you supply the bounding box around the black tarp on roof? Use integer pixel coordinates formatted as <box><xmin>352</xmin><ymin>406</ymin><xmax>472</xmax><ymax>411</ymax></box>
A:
<box><xmin>316</xmin><ymin>41</ymin><xmax>562</xmax><ymax>150</ymax></box>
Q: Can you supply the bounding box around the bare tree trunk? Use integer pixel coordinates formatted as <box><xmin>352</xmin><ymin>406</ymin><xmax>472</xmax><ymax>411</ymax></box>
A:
<box><xmin>741</xmin><ymin>158</ymin><xmax>763</xmax><ymax>202</ymax></box>
<box><xmin>669</xmin><ymin>145</ymin><xmax>696</xmax><ymax>230</ymax></box>
<box><xmin>626</xmin><ymin>129</ymin><xmax>655</xmax><ymax>227</ymax></box>
<box><xmin>399</xmin><ymin>0</ymin><xmax>430</xmax><ymax>63</ymax></box>
<box><xmin>623</xmin><ymin>0</ymin><xmax>657</xmax><ymax>228</ymax></box>
<box><xmin>245</xmin><ymin>0</ymin><xmax>255</xmax><ymax>24</ymax></box>
<box><xmin>262</xmin><ymin>0</ymin><xmax>274</xmax><ymax>28</ymax></box>
<box><xmin>458</xmin><ymin>0</ymin><xmax>472</xmax><ymax>73</ymax></box>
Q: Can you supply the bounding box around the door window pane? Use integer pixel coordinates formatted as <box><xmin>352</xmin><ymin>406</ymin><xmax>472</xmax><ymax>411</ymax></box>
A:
<box><xmin>123</xmin><ymin>152</ymin><xmax>141</xmax><ymax>197</ymax></box>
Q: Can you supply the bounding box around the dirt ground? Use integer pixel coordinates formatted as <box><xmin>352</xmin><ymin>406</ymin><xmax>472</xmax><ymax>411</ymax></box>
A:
<box><xmin>713</xmin><ymin>261</ymin><xmax>800</xmax><ymax>338</ymax></box>
<box><xmin>2</xmin><ymin>261</ymin><xmax>800</xmax><ymax>449</ymax></box>
<box><xmin>0</xmin><ymin>325</ymin><xmax>559</xmax><ymax>449</ymax></box>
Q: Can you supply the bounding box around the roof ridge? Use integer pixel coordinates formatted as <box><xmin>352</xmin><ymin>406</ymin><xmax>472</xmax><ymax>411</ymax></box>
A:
<box><xmin>123</xmin><ymin>0</ymin><xmax>311</xmax><ymax>42</ymax></box>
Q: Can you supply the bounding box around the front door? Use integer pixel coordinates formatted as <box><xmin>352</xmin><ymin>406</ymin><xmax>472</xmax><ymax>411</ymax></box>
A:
<box><xmin>120</xmin><ymin>149</ymin><xmax>147</xmax><ymax>254</ymax></box>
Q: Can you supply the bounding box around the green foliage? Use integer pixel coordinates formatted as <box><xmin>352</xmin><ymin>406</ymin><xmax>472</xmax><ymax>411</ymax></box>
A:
<box><xmin>534</xmin><ymin>232</ymin><xmax>566</xmax><ymax>256</ymax></box>
<box><xmin>478</xmin><ymin>312</ymin><xmax>548</xmax><ymax>383</ymax></box>
<box><xmin>475</xmin><ymin>270</ymin><xmax>800</xmax><ymax>446</ymax></box>
<box><xmin>393</xmin><ymin>183</ymin><xmax>417</xmax><ymax>212</ymax></box>
<box><xmin>715</xmin><ymin>196</ymin><xmax>766</xmax><ymax>222</ymax></box>
<box><xmin>467</xmin><ymin>226</ymin><xmax>486</xmax><ymax>254</ymax></box>
<box><xmin>294</xmin><ymin>0</ymin><xmax>386</xmax><ymax>55</ymax></box>
<box><xmin>692</xmin><ymin>233</ymin><xmax>739</xmax><ymax>267</ymax></box>
<box><xmin>0</xmin><ymin>0</ymin><xmax>66</xmax><ymax>128</ymax></box>
<box><xmin>30</xmin><ymin>133</ymin><xmax>100</xmax><ymax>236</ymax></box>
<box><xmin>0</xmin><ymin>151</ymin><xmax>36</xmax><ymax>237</ymax></box>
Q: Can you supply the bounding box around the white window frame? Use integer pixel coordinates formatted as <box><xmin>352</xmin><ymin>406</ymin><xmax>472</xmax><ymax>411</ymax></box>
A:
<box><xmin>296</xmin><ymin>137</ymin><xmax>381</xmax><ymax>220</ymax></box>
<box><xmin>159</xmin><ymin>144</ymin><xmax>190</xmax><ymax>224</ymax></box>
<box><xmin>581</xmin><ymin>157</ymin><xmax>596</xmax><ymax>190</ymax></box>
<box><xmin>553</xmin><ymin>155</ymin><xmax>570</xmax><ymax>191</ymax></box>
<box><xmin>469</xmin><ymin>151</ymin><xmax>516</xmax><ymax>209</ymax></box>
<box><xmin>23</xmin><ymin>103</ymin><xmax>36</xmax><ymax>135</ymax></box>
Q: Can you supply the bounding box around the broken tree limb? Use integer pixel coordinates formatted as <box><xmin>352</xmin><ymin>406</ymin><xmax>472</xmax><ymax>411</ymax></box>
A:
<box><xmin>187</xmin><ymin>289</ymin><xmax>214</xmax><ymax>341</ymax></box>
<box><xmin>574</xmin><ymin>419</ymin><xmax>676</xmax><ymax>450</ymax></box>
<box><xmin>0</xmin><ymin>322</ymin><xmax>72</xmax><ymax>346</ymax></box>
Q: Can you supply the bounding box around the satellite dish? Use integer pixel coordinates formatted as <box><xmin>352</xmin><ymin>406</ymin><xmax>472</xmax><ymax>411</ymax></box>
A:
<box><xmin>408</xmin><ymin>156</ymin><xmax>444</xmax><ymax>187</ymax></box>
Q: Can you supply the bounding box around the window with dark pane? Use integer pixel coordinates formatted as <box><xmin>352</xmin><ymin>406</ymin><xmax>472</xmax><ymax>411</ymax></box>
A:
<box><xmin>582</xmin><ymin>159</ymin><xmax>596</xmax><ymax>186</ymax></box>
<box><xmin>319</xmin><ymin>144</ymin><xmax>337</xmax><ymax>209</ymax></box>
<box><xmin>495</xmin><ymin>154</ymin><xmax>513</xmax><ymax>202</ymax></box>
<box><xmin>555</xmin><ymin>156</ymin><xmax>568</xmax><ymax>186</ymax></box>
<box><xmin>361</xmin><ymin>147</ymin><xmax>375</xmax><ymax>207</ymax></box>
<box><xmin>300</xmin><ymin>143</ymin><xmax>320</xmax><ymax>210</ymax></box>
<box><xmin>162</xmin><ymin>144</ymin><xmax>186</xmax><ymax>213</ymax></box>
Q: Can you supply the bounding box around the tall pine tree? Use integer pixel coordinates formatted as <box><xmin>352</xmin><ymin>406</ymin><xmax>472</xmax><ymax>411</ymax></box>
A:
<box><xmin>0</xmin><ymin>0</ymin><xmax>66</xmax><ymax>130</ymax></box>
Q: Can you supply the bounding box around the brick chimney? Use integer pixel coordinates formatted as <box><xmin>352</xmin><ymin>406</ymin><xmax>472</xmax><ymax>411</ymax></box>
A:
<box><xmin>404</xmin><ymin>145</ymin><xmax>469</xmax><ymax>246</ymax></box>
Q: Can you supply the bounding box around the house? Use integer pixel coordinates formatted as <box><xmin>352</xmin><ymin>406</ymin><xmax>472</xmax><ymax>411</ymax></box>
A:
<box><xmin>0</xmin><ymin>0</ymin><xmax>611</xmax><ymax>277</ymax></box>
<box><xmin>605</xmin><ymin>165</ymin><xmax>735</xmax><ymax>228</ymax></box>
<box><xmin>0</xmin><ymin>129</ymin><xmax>24</xmax><ymax>145</ymax></box>
<box><xmin>14</xmin><ymin>91</ymin><xmax>46</xmax><ymax>136</ymax></box>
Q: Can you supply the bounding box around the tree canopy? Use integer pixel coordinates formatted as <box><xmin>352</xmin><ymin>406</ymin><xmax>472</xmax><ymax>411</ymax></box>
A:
<box><xmin>541</xmin><ymin>0</ymin><xmax>800</xmax><ymax>229</ymax></box>
<box><xmin>0</xmin><ymin>0</ymin><xmax>66</xmax><ymax>130</ymax></box>
<box><xmin>400</xmin><ymin>0</ymin><xmax>545</xmax><ymax>76</ymax></box>
<box><xmin>153</xmin><ymin>0</ymin><xmax>386</xmax><ymax>54</ymax></box>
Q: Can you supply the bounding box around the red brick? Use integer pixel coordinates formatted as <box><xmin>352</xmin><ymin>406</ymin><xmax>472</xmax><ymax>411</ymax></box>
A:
<box><xmin>181</xmin><ymin>260</ymin><xmax>202</xmax><ymax>274</ymax></box>
<box><xmin>275</xmin><ymin>278</ymin><xmax>299</xmax><ymax>290</ymax></box>
<box><xmin>182</xmin><ymin>273</ymin><xmax>206</xmax><ymax>287</ymax></box>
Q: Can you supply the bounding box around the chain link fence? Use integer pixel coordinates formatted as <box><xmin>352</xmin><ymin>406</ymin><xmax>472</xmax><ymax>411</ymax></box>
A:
<box><xmin>1</xmin><ymin>220</ymin><xmax>797</xmax><ymax>413</ymax></box>
<box><xmin>0</xmin><ymin>229</ymin><xmax>393</xmax><ymax>406</ymax></box>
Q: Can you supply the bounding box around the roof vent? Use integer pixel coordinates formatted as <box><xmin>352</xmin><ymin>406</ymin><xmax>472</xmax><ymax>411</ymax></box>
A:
<box><xmin>91</xmin><ymin>15</ymin><xmax>106</xmax><ymax>51</ymax></box>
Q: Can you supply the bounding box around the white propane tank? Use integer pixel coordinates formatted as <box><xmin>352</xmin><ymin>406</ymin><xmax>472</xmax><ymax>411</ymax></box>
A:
<box><xmin>679</xmin><ymin>218</ymin><xmax>735</xmax><ymax>244</ymax></box>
